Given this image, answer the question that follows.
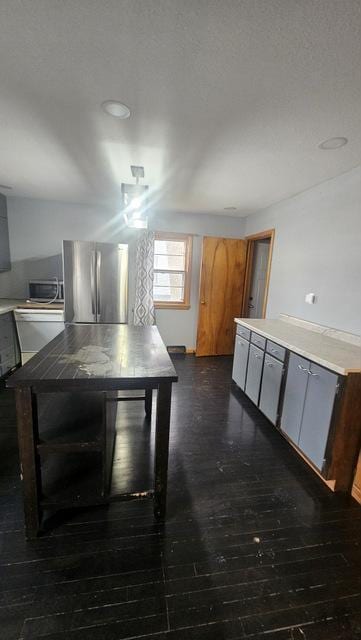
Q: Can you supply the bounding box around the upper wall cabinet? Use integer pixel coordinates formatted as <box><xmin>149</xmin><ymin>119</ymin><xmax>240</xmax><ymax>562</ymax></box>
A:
<box><xmin>0</xmin><ymin>195</ymin><xmax>11</xmax><ymax>272</ymax></box>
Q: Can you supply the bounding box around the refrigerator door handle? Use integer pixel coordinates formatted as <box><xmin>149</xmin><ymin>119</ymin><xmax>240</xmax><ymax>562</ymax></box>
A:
<box><xmin>96</xmin><ymin>250</ymin><xmax>102</xmax><ymax>317</ymax></box>
<box><xmin>90</xmin><ymin>251</ymin><xmax>97</xmax><ymax>317</ymax></box>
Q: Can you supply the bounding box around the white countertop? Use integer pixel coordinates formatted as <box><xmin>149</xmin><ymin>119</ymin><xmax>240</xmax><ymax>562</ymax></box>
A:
<box><xmin>234</xmin><ymin>318</ymin><xmax>361</xmax><ymax>376</ymax></box>
<box><xmin>0</xmin><ymin>299</ymin><xmax>64</xmax><ymax>316</ymax></box>
<box><xmin>0</xmin><ymin>299</ymin><xmax>23</xmax><ymax>315</ymax></box>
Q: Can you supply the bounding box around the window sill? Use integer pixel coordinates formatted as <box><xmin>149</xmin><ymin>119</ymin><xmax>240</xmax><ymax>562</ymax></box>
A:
<box><xmin>154</xmin><ymin>302</ymin><xmax>190</xmax><ymax>310</ymax></box>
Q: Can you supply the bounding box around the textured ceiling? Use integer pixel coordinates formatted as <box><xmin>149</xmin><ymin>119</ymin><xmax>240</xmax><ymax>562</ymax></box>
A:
<box><xmin>0</xmin><ymin>0</ymin><xmax>360</xmax><ymax>216</ymax></box>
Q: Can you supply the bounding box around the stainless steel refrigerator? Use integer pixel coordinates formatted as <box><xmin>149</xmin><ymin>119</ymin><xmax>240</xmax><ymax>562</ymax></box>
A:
<box><xmin>63</xmin><ymin>240</ymin><xmax>128</xmax><ymax>324</ymax></box>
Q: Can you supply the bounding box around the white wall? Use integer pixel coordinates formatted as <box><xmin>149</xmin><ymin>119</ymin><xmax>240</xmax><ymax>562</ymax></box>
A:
<box><xmin>3</xmin><ymin>164</ymin><xmax>360</xmax><ymax>345</ymax></box>
<box><xmin>0</xmin><ymin>196</ymin><xmax>245</xmax><ymax>347</ymax></box>
<box><xmin>244</xmin><ymin>165</ymin><xmax>361</xmax><ymax>335</ymax></box>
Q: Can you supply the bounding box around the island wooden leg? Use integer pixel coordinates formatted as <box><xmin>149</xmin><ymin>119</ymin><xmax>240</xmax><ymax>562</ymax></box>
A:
<box><xmin>154</xmin><ymin>382</ymin><xmax>172</xmax><ymax>519</ymax></box>
<box><xmin>15</xmin><ymin>387</ymin><xmax>42</xmax><ymax>538</ymax></box>
<box><xmin>145</xmin><ymin>388</ymin><xmax>153</xmax><ymax>420</ymax></box>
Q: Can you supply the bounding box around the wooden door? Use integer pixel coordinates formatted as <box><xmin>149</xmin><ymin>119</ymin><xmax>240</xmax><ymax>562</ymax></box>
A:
<box><xmin>196</xmin><ymin>237</ymin><xmax>246</xmax><ymax>356</ymax></box>
<box><xmin>352</xmin><ymin>450</ymin><xmax>361</xmax><ymax>503</ymax></box>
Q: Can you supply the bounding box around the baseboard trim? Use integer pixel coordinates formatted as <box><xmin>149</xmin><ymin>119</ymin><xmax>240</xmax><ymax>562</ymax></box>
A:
<box><xmin>186</xmin><ymin>348</ymin><xmax>196</xmax><ymax>354</ymax></box>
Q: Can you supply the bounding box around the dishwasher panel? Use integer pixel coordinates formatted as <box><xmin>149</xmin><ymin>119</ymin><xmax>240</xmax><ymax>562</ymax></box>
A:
<box><xmin>14</xmin><ymin>309</ymin><xmax>64</xmax><ymax>364</ymax></box>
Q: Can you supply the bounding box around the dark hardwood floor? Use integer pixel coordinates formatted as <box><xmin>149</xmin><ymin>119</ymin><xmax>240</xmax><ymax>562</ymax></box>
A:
<box><xmin>1</xmin><ymin>355</ymin><xmax>360</xmax><ymax>640</ymax></box>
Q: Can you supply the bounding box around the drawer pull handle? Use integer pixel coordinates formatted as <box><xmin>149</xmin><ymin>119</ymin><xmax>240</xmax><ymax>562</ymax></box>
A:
<box><xmin>266</xmin><ymin>362</ymin><xmax>273</xmax><ymax>367</ymax></box>
<box><xmin>298</xmin><ymin>364</ymin><xmax>318</xmax><ymax>376</ymax></box>
<box><xmin>255</xmin><ymin>354</ymin><xmax>262</xmax><ymax>359</ymax></box>
<box><xmin>298</xmin><ymin>364</ymin><xmax>309</xmax><ymax>373</ymax></box>
<box><xmin>271</xmin><ymin>348</ymin><xmax>279</xmax><ymax>354</ymax></box>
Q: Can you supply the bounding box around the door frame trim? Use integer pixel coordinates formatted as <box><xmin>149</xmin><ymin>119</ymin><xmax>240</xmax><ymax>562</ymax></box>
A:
<box><xmin>241</xmin><ymin>228</ymin><xmax>275</xmax><ymax>318</ymax></box>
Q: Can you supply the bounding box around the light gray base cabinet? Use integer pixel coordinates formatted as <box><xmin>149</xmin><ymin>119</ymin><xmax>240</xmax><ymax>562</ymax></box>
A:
<box><xmin>281</xmin><ymin>352</ymin><xmax>339</xmax><ymax>471</ymax></box>
<box><xmin>0</xmin><ymin>312</ymin><xmax>19</xmax><ymax>377</ymax></box>
<box><xmin>232</xmin><ymin>322</ymin><xmax>361</xmax><ymax>495</ymax></box>
<box><xmin>259</xmin><ymin>354</ymin><xmax>284</xmax><ymax>425</ymax></box>
<box><xmin>232</xmin><ymin>335</ymin><xmax>249</xmax><ymax>390</ymax></box>
<box><xmin>298</xmin><ymin>361</ymin><xmax>339</xmax><ymax>471</ymax></box>
<box><xmin>245</xmin><ymin>344</ymin><xmax>264</xmax><ymax>405</ymax></box>
<box><xmin>281</xmin><ymin>353</ymin><xmax>310</xmax><ymax>444</ymax></box>
<box><xmin>232</xmin><ymin>329</ymin><xmax>339</xmax><ymax>473</ymax></box>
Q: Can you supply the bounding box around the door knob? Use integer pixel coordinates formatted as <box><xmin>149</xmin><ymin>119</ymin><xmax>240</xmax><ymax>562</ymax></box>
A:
<box><xmin>201</xmin><ymin>300</ymin><xmax>206</xmax><ymax>305</ymax></box>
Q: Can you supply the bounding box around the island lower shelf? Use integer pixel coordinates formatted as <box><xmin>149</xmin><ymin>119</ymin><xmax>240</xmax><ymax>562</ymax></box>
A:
<box><xmin>35</xmin><ymin>391</ymin><xmax>117</xmax><ymax>509</ymax></box>
<box><xmin>232</xmin><ymin>320</ymin><xmax>361</xmax><ymax>497</ymax></box>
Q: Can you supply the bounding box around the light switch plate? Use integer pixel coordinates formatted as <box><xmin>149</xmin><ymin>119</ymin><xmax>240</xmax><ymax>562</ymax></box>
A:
<box><xmin>305</xmin><ymin>293</ymin><xmax>316</xmax><ymax>304</ymax></box>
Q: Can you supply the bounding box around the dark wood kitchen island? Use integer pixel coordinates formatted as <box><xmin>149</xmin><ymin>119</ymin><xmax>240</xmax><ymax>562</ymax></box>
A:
<box><xmin>7</xmin><ymin>323</ymin><xmax>178</xmax><ymax>538</ymax></box>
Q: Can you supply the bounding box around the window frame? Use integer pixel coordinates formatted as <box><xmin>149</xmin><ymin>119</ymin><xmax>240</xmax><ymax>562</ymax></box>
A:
<box><xmin>153</xmin><ymin>231</ymin><xmax>192</xmax><ymax>310</ymax></box>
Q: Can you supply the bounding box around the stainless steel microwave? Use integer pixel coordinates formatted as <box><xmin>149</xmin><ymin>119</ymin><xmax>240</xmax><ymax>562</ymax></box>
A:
<box><xmin>28</xmin><ymin>279</ymin><xmax>64</xmax><ymax>302</ymax></box>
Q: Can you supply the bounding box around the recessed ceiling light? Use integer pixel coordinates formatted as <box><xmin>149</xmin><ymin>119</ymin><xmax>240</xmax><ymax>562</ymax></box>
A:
<box><xmin>224</xmin><ymin>206</ymin><xmax>237</xmax><ymax>211</ymax></box>
<box><xmin>101</xmin><ymin>100</ymin><xmax>131</xmax><ymax>119</ymax></box>
<box><xmin>0</xmin><ymin>184</ymin><xmax>12</xmax><ymax>190</ymax></box>
<box><xmin>318</xmin><ymin>137</ymin><xmax>348</xmax><ymax>150</ymax></box>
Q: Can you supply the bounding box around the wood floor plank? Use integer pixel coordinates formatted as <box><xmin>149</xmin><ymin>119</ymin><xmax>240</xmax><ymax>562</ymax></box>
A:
<box><xmin>1</xmin><ymin>355</ymin><xmax>361</xmax><ymax>639</ymax></box>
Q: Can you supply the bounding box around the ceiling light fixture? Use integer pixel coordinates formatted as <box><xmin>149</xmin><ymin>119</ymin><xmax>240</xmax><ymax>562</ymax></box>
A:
<box><xmin>122</xmin><ymin>166</ymin><xmax>149</xmax><ymax>229</ymax></box>
<box><xmin>224</xmin><ymin>206</ymin><xmax>237</xmax><ymax>211</ymax></box>
<box><xmin>101</xmin><ymin>100</ymin><xmax>131</xmax><ymax>119</ymax></box>
<box><xmin>318</xmin><ymin>137</ymin><xmax>348</xmax><ymax>150</ymax></box>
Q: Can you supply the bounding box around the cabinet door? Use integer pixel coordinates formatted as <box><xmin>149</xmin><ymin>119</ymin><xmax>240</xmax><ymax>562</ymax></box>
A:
<box><xmin>259</xmin><ymin>354</ymin><xmax>284</xmax><ymax>425</ymax></box>
<box><xmin>0</xmin><ymin>312</ymin><xmax>16</xmax><ymax>375</ymax></box>
<box><xmin>298</xmin><ymin>362</ymin><xmax>338</xmax><ymax>471</ymax></box>
<box><xmin>232</xmin><ymin>335</ymin><xmax>249</xmax><ymax>390</ymax></box>
<box><xmin>281</xmin><ymin>353</ymin><xmax>309</xmax><ymax>444</ymax></box>
<box><xmin>0</xmin><ymin>217</ymin><xmax>11</xmax><ymax>271</ymax></box>
<box><xmin>245</xmin><ymin>344</ymin><xmax>264</xmax><ymax>405</ymax></box>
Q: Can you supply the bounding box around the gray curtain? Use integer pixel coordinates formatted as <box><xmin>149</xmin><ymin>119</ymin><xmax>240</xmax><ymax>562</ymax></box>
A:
<box><xmin>133</xmin><ymin>230</ymin><xmax>156</xmax><ymax>326</ymax></box>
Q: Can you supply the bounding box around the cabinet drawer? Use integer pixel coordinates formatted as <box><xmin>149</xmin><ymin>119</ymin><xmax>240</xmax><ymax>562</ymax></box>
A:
<box><xmin>251</xmin><ymin>332</ymin><xmax>266</xmax><ymax>350</ymax></box>
<box><xmin>266</xmin><ymin>340</ymin><xmax>286</xmax><ymax>362</ymax></box>
<box><xmin>245</xmin><ymin>344</ymin><xmax>264</xmax><ymax>405</ymax></box>
<box><xmin>236</xmin><ymin>325</ymin><xmax>250</xmax><ymax>341</ymax></box>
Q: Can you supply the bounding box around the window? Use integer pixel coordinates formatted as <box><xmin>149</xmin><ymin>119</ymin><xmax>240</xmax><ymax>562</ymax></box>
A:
<box><xmin>153</xmin><ymin>232</ymin><xmax>192</xmax><ymax>309</ymax></box>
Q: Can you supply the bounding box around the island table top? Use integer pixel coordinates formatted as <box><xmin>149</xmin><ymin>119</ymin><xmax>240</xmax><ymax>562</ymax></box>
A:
<box><xmin>7</xmin><ymin>324</ymin><xmax>178</xmax><ymax>391</ymax></box>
